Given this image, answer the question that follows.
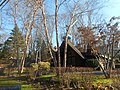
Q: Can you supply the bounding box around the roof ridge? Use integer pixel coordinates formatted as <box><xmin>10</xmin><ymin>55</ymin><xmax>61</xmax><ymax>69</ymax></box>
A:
<box><xmin>67</xmin><ymin>41</ymin><xmax>85</xmax><ymax>59</ymax></box>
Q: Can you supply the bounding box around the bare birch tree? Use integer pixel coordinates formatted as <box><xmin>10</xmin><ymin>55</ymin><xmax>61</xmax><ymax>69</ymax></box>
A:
<box><xmin>55</xmin><ymin>0</ymin><xmax>61</xmax><ymax>67</ymax></box>
<box><xmin>62</xmin><ymin>0</ymin><xmax>80</xmax><ymax>67</ymax></box>
<box><xmin>36</xmin><ymin>0</ymin><xmax>56</xmax><ymax>65</ymax></box>
<box><xmin>59</xmin><ymin>0</ymin><xmax>107</xmax><ymax>68</ymax></box>
<box><xmin>17</xmin><ymin>0</ymin><xmax>39</xmax><ymax>73</ymax></box>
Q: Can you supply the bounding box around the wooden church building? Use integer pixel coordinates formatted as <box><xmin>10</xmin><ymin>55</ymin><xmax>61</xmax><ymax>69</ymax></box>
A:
<box><xmin>60</xmin><ymin>41</ymin><xmax>86</xmax><ymax>67</ymax></box>
<box><xmin>56</xmin><ymin>38</ymin><xmax>98</xmax><ymax>68</ymax></box>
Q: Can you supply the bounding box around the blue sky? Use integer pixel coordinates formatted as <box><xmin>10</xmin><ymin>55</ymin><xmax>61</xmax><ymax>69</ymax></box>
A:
<box><xmin>1</xmin><ymin>0</ymin><xmax>120</xmax><ymax>28</ymax></box>
<box><xmin>0</xmin><ymin>0</ymin><xmax>120</xmax><ymax>44</ymax></box>
<box><xmin>1</xmin><ymin>0</ymin><xmax>120</xmax><ymax>25</ymax></box>
<box><xmin>103</xmin><ymin>0</ymin><xmax>120</xmax><ymax>21</ymax></box>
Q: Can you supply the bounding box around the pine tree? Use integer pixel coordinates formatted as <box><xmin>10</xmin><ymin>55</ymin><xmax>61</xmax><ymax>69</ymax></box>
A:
<box><xmin>1</xmin><ymin>24</ymin><xmax>25</xmax><ymax>66</ymax></box>
<box><xmin>10</xmin><ymin>24</ymin><xmax>25</xmax><ymax>66</ymax></box>
<box><xmin>41</xmin><ymin>40</ymin><xmax>47</xmax><ymax>61</ymax></box>
<box><xmin>0</xmin><ymin>39</ymin><xmax>12</xmax><ymax>63</ymax></box>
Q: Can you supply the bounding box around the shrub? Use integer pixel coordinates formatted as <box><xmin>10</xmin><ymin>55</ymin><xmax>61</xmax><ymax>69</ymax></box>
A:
<box><xmin>31</xmin><ymin>63</ymin><xmax>38</xmax><ymax>71</ymax></box>
<box><xmin>38</xmin><ymin>62</ymin><xmax>50</xmax><ymax>72</ymax></box>
<box><xmin>111</xmin><ymin>69</ymin><xmax>120</xmax><ymax>89</ymax></box>
<box><xmin>60</xmin><ymin>67</ymin><xmax>94</xmax><ymax>89</ymax></box>
<box><xmin>30</xmin><ymin>62</ymin><xmax>50</xmax><ymax>78</ymax></box>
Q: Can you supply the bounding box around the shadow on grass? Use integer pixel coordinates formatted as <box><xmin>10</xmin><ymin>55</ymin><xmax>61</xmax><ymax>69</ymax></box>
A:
<box><xmin>0</xmin><ymin>76</ymin><xmax>39</xmax><ymax>90</ymax></box>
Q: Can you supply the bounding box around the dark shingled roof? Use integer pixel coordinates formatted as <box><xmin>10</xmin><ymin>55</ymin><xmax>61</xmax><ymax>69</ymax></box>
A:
<box><xmin>67</xmin><ymin>41</ymin><xmax>85</xmax><ymax>59</ymax></box>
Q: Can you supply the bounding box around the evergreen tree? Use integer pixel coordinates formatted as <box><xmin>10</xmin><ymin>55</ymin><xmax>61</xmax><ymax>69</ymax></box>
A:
<box><xmin>0</xmin><ymin>39</ymin><xmax>12</xmax><ymax>63</ymax></box>
<box><xmin>35</xmin><ymin>36</ymin><xmax>42</xmax><ymax>62</ymax></box>
<box><xmin>41</xmin><ymin>40</ymin><xmax>51</xmax><ymax>61</ymax></box>
<box><xmin>41</xmin><ymin>40</ymin><xmax>47</xmax><ymax>61</ymax></box>
<box><xmin>10</xmin><ymin>24</ymin><xmax>25</xmax><ymax>66</ymax></box>
<box><xmin>1</xmin><ymin>24</ymin><xmax>25</xmax><ymax>66</ymax></box>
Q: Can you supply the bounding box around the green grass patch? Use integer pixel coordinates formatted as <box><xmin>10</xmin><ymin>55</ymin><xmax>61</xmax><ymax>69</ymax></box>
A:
<box><xmin>35</xmin><ymin>74</ymin><xmax>56</xmax><ymax>81</ymax></box>
<box><xmin>92</xmin><ymin>75</ymin><xmax>113</xmax><ymax>85</ymax></box>
<box><xmin>40</xmin><ymin>74</ymin><xmax>56</xmax><ymax>78</ymax></box>
<box><xmin>93</xmin><ymin>79</ymin><xmax>113</xmax><ymax>85</ymax></box>
<box><xmin>0</xmin><ymin>77</ymin><xmax>38</xmax><ymax>90</ymax></box>
<box><xmin>0</xmin><ymin>81</ymin><xmax>20</xmax><ymax>86</ymax></box>
<box><xmin>22</xmin><ymin>84</ymin><xmax>39</xmax><ymax>90</ymax></box>
<box><xmin>0</xmin><ymin>79</ymin><xmax>21</xmax><ymax>86</ymax></box>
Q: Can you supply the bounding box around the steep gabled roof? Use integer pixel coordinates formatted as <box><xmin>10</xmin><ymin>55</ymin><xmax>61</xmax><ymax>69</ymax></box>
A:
<box><xmin>67</xmin><ymin>41</ymin><xmax>85</xmax><ymax>59</ymax></box>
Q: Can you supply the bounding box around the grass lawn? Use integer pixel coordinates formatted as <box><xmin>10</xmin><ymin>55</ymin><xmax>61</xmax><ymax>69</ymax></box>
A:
<box><xmin>40</xmin><ymin>74</ymin><xmax>56</xmax><ymax>78</ymax></box>
<box><xmin>91</xmin><ymin>75</ymin><xmax>112</xmax><ymax>85</ymax></box>
<box><xmin>93</xmin><ymin>78</ymin><xmax>113</xmax><ymax>86</ymax></box>
<box><xmin>0</xmin><ymin>74</ymin><xmax>115</xmax><ymax>89</ymax></box>
<box><xmin>0</xmin><ymin>77</ymin><xmax>39</xmax><ymax>90</ymax></box>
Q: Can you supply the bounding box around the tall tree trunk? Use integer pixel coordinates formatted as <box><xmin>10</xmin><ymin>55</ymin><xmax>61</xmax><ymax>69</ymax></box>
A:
<box><xmin>63</xmin><ymin>15</ymin><xmax>77</xmax><ymax>67</ymax></box>
<box><xmin>19</xmin><ymin>49</ymin><xmax>27</xmax><ymax>74</ymax></box>
<box><xmin>91</xmin><ymin>47</ymin><xmax>109</xmax><ymax>78</ymax></box>
<box><xmin>16</xmin><ymin>47</ymin><xmax>19</xmax><ymax>72</ymax></box>
<box><xmin>40</xmin><ymin>3</ymin><xmax>55</xmax><ymax>66</ymax></box>
<box><xmin>55</xmin><ymin>0</ymin><xmax>61</xmax><ymax>67</ymax></box>
<box><xmin>63</xmin><ymin>26</ymin><xmax>69</xmax><ymax>67</ymax></box>
<box><xmin>108</xmin><ymin>34</ymin><xmax>114</xmax><ymax>78</ymax></box>
<box><xmin>35</xmin><ymin>51</ymin><xmax>38</xmax><ymax>63</ymax></box>
<box><xmin>19</xmin><ymin>4</ymin><xmax>37</xmax><ymax>73</ymax></box>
